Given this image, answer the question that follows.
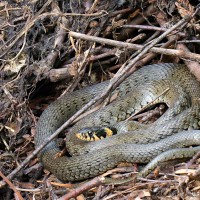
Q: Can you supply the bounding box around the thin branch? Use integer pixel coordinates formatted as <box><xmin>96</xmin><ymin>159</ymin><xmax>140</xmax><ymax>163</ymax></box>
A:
<box><xmin>69</xmin><ymin>30</ymin><xmax>200</xmax><ymax>62</ymax></box>
<box><xmin>178</xmin><ymin>40</ymin><xmax>200</xmax><ymax>43</ymax></box>
<box><xmin>122</xmin><ymin>24</ymin><xmax>186</xmax><ymax>37</ymax></box>
<box><xmin>186</xmin><ymin>151</ymin><xmax>200</xmax><ymax>168</ymax></box>
<box><xmin>58</xmin><ymin>177</ymin><xmax>105</xmax><ymax>200</ymax></box>
<box><xmin>0</xmin><ymin>171</ymin><xmax>24</xmax><ymax>200</ymax></box>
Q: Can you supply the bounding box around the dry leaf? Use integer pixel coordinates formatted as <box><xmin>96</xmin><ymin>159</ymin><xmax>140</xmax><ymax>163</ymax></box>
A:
<box><xmin>175</xmin><ymin>0</ymin><xmax>194</xmax><ymax>19</ymax></box>
<box><xmin>4</xmin><ymin>53</ymin><xmax>26</xmax><ymax>73</ymax></box>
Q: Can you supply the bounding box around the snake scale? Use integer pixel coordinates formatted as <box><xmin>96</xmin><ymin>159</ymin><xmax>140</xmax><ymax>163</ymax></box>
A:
<box><xmin>35</xmin><ymin>63</ymin><xmax>200</xmax><ymax>182</ymax></box>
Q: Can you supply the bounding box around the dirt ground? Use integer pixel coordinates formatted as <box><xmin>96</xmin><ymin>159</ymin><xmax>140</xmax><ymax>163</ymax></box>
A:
<box><xmin>1</xmin><ymin>0</ymin><xmax>200</xmax><ymax>199</ymax></box>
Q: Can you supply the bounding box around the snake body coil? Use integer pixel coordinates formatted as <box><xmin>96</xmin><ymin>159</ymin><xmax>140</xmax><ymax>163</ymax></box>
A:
<box><xmin>35</xmin><ymin>63</ymin><xmax>200</xmax><ymax>181</ymax></box>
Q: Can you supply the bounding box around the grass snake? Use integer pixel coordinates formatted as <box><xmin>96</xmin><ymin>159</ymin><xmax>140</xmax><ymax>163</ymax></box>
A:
<box><xmin>35</xmin><ymin>63</ymin><xmax>200</xmax><ymax>182</ymax></box>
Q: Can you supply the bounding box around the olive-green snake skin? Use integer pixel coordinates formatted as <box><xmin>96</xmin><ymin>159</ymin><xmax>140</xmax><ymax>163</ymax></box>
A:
<box><xmin>35</xmin><ymin>63</ymin><xmax>200</xmax><ymax>182</ymax></box>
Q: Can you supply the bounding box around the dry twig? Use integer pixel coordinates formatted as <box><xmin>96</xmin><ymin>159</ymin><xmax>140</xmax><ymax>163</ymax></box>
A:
<box><xmin>69</xmin><ymin>30</ymin><xmax>200</xmax><ymax>62</ymax></box>
<box><xmin>0</xmin><ymin>171</ymin><xmax>24</xmax><ymax>200</ymax></box>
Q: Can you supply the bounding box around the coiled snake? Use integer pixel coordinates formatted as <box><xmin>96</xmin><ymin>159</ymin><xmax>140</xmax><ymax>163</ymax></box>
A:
<box><xmin>35</xmin><ymin>63</ymin><xmax>200</xmax><ymax>182</ymax></box>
